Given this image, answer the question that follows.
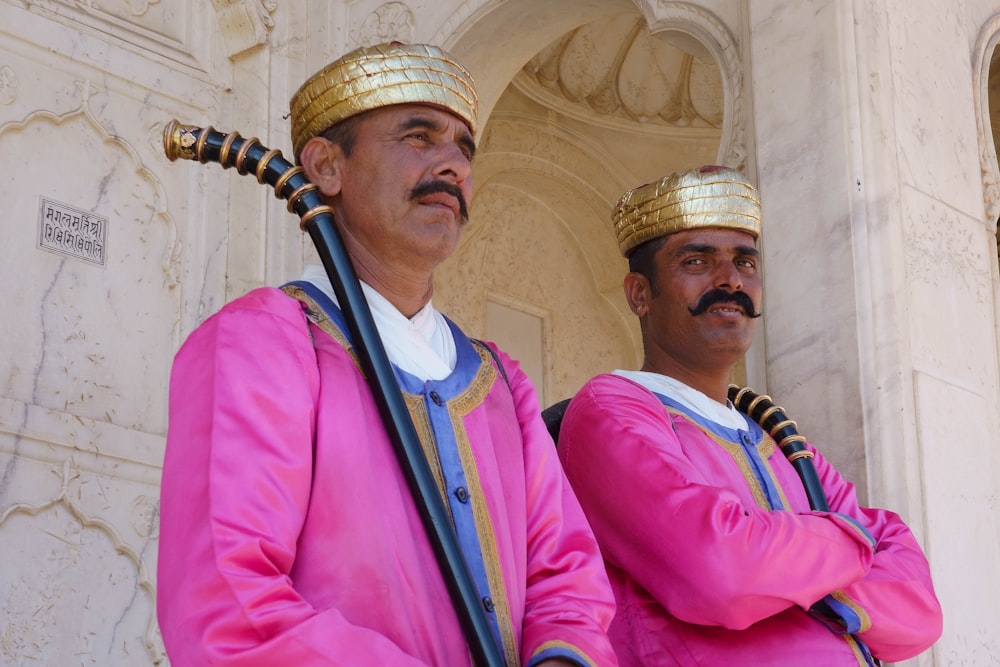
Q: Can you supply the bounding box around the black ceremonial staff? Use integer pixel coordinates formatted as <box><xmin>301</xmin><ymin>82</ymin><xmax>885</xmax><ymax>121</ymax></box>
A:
<box><xmin>728</xmin><ymin>384</ymin><xmax>831</xmax><ymax>512</ymax></box>
<box><xmin>163</xmin><ymin>121</ymin><xmax>506</xmax><ymax>667</ymax></box>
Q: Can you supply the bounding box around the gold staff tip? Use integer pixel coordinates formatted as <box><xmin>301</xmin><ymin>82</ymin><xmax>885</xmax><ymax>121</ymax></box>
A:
<box><xmin>163</xmin><ymin>119</ymin><xmax>199</xmax><ymax>162</ymax></box>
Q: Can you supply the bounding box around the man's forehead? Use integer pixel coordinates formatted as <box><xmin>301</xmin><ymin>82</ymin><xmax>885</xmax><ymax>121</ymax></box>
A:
<box><xmin>665</xmin><ymin>227</ymin><xmax>759</xmax><ymax>250</ymax></box>
<box><xmin>368</xmin><ymin>102</ymin><xmax>474</xmax><ymax>135</ymax></box>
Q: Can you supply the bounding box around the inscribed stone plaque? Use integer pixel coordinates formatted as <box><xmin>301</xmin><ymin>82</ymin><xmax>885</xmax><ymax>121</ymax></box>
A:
<box><xmin>37</xmin><ymin>196</ymin><xmax>108</xmax><ymax>266</ymax></box>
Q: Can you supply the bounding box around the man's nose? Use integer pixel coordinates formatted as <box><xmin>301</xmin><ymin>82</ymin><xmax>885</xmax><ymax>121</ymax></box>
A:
<box><xmin>432</xmin><ymin>140</ymin><xmax>472</xmax><ymax>186</ymax></box>
<box><xmin>713</xmin><ymin>261</ymin><xmax>744</xmax><ymax>291</ymax></box>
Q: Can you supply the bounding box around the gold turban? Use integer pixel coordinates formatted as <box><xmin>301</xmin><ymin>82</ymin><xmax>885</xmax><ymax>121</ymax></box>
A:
<box><xmin>613</xmin><ymin>166</ymin><xmax>762</xmax><ymax>256</ymax></box>
<box><xmin>289</xmin><ymin>42</ymin><xmax>479</xmax><ymax>159</ymax></box>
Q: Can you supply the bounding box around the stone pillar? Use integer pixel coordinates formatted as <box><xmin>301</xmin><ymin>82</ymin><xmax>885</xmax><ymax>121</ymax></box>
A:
<box><xmin>747</xmin><ymin>1</ymin><xmax>1000</xmax><ymax>664</ymax></box>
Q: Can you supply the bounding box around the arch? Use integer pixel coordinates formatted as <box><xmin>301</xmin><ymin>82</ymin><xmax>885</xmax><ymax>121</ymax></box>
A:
<box><xmin>210</xmin><ymin>0</ymin><xmax>276</xmax><ymax>57</ymax></box>
<box><xmin>639</xmin><ymin>1</ymin><xmax>747</xmax><ymax>169</ymax></box>
<box><xmin>972</xmin><ymin>14</ymin><xmax>1000</xmax><ymax>392</ymax></box>
<box><xmin>470</xmin><ymin>112</ymin><xmax>635</xmax><ymax>290</ymax></box>
<box><xmin>437</xmin><ymin>0</ymin><xmax>637</xmax><ymax>124</ymax></box>
<box><xmin>0</xmin><ymin>460</ymin><xmax>164</xmax><ymax>664</ymax></box>
<box><xmin>972</xmin><ymin>13</ymin><xmax>1000</xmax><ymax>228</ymax></box>
<box><xmin>430</xmin><ymin>0</ymin><xmax>739</xmax><ymax>394</ymax></box>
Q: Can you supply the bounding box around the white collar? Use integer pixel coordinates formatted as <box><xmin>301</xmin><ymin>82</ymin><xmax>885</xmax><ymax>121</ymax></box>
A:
<box><xmin>299</xmin><ymin>264</ymin><xmax>456</xmax><ymax>381</ymax></box>
<box><xmin>613</xmin><ymin>369</ymin><xmax>748</xmax><ymax>430</ymax></box>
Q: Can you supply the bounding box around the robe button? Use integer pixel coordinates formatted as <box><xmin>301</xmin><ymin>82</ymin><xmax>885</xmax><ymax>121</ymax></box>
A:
<box><xmin>430</xmin><ymin>391</ymin><xmax>443</xmax><ymax>406</ymax></box>
<box><xmin>455</xmin><ymin>486</ymin><xmax>469</xmax><ymax>503</ymax></box>
<box><xmin>482</xmin><ymin>596</ymin><xmax>495</xmax><ymax>612</ymax></box>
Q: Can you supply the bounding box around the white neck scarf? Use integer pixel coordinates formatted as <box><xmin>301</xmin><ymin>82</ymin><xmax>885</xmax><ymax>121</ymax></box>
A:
<box><xmin>300</xmin><ymin>264</ymin><xmax>457</xmax><ymax>381</ymax></box>
<box><xmin>613</xmin><ymin>369</ymin><xmax>748</xmax><ymax>430</ymax></box>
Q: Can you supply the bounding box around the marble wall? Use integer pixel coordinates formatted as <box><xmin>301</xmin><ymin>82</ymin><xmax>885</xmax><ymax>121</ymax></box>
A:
<box><xmin>749</xmin><ymin>2</ymin><xmax>1000</xmax><ymax>665</ymax></box>
<box><xmin>1</xmin><ymin>0</ymin><xmax>998</xmax><ymax>664</ymax></box>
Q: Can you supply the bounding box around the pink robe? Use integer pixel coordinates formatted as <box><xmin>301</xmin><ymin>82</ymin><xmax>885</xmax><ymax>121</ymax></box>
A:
<box><xmin>557</xmin><ymin>374</ymin><xmax>942</xmax><ymax>666</ymax></box>
<box><xmin>157</xmin><ymin>286</ymin><xmax>617</xmax><ymax>666</ymax></box>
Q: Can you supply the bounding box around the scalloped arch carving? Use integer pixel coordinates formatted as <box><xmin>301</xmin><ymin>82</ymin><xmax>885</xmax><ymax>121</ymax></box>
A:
<box><xmin>512</xmin><ymin>2</ymin><xmax>745</xmax><ymax>169</ymax></box>
<box><xmin>0</xmin><ymin>82</ymin><xmax>181</xmax><ymax>432</ymax></box>
<box><xmin>356</xmin><ymin>2</ymin><xmax>416</xmax><ymax>46</ymax></box>
<box><xmin>0</xmin><ymin>461</ymin><xmax>164</xmax><ymax>664</ymax></box>
<box><xmin>210</xmin><ymin>0</ymin><xmax>277</xmax><ymax>58</ymax></box>
<box><xmin>973</xmin><ymin>13</ymin><xmax>1000</xmax><ymax>227</ymax></box>
<box><xmin>643</xmin><ymin>1</ymin><xmax>746</xmax><ymax>169</ymax></box>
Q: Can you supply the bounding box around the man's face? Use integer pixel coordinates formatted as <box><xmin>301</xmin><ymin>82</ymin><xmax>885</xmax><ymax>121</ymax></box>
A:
<box><xmin>631</xmin><ymin>227</ymin><xmax>762</xmax><ymax>376</ymax></box>
<box><xmin>316</xmin><ymin>103</ymin><xmax>476</xmax><ymax>275</ymax></box>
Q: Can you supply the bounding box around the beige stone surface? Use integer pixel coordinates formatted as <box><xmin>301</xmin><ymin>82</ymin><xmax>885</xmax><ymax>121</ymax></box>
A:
<box><xmin>1</xmin><ymin>0</ymin><xmax>998</xmax><ymax>664</ymax></box>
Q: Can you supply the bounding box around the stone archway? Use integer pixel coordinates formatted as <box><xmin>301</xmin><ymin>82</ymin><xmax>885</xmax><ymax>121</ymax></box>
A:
<box><xmin>434</xmin><ymin>0</ymin><xmax>741</xmax><ymax>404</ymax></box>
<box><xmin>972</xmin><ymin>14</ymin><xmax>1000</xmax><ymax>373</ymax></box>
<box><xmin>992</xmin><ymin>46</ymin><xmax>1000</xmax><ymax>273</ymax></box>
<box><xmin>986</xmin><ymin>41</ymin><xmax>1000</xmax><ymax>266</ymax></box>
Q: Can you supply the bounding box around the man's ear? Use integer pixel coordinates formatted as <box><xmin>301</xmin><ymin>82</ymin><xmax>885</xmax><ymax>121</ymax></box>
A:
<box><xmin>623</xmin><ymin>271</ymin><xmax>650</xmax><ymax>318</ymax></box>
<box><xmin>299</xmin><ymin>136</ymin><xmax>344</xmax><ymax>198</ymax></box>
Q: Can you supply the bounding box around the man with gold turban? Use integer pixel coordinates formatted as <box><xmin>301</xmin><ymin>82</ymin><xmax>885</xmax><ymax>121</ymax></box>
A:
<box><xmin>157</xmin><ymin>43</ymin><xmax>617</xmax><ymax>667</ymax></box>
<box><xmin>555</xmin><ymin>166</ymin><xmax>942</xmax><ymax>665</ymax></box>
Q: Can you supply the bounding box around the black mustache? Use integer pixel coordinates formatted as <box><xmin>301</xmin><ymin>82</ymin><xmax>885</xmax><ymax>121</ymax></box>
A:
<box><xmin>410</xmin><ymin>180</ymin><xmax>469</xmax><ymax>223</ymax></box>
<box><xmin>688</xmin><ymin>288</ymin><xmax>762</xmax><ymax>318</ymax></box>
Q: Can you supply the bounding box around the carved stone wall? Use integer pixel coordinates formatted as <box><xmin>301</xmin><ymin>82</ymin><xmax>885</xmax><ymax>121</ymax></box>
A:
<box><xmin>2</xmin><ymin>1</ymin><xmax>1000</xmax><ymax>665</ymax></box>
<box><xmin>0</xmin><ymin>1</ymin><xmax>232</xmax><ymax>663</ymax></box>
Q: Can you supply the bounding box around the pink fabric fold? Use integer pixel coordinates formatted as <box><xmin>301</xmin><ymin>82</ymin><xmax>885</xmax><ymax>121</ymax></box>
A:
<box><xmin>558</xmin><ymin>373</ymin><xmax>942</xmax><ymax>666</ymax></box>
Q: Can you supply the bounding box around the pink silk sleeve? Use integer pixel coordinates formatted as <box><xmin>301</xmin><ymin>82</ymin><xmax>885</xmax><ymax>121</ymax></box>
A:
<box><xmin>558</xmin><ymin>375</ymin><xmax>879</xmax><ymax>631</ymax></box>
<box><xmin>810</xmin><ymin>449</ymin><xmax>943</xmax><ymax>660</ymax></box>
<box><xmin>486</xmin><ymin>345</ymin><xmax>618</xmax><ymax>667</ymax></box>
<box><xmin>158</xmin><ymin>289</ymin><xmax>433</xmax><ymax>666</ymax></box>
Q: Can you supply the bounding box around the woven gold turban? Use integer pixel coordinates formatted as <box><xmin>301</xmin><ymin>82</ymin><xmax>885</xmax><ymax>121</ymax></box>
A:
<box><xmin>289</xmin><ymin>42</ymin><xmax>479</xmax><ymax>159</ymax></box>
<box><xmin>613</xmin><ymin>166</ymin><xmax>762</xmax><ymax>256</ymax></box>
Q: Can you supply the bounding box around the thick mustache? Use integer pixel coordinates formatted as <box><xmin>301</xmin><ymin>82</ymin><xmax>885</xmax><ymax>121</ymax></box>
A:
<box><xmin>410</xmin><ymin>180</ymin><xmax>469</xmax><ymax>223</ymax></box>
<box><xmin>688</xmin><ymin>288</ymin><xmax>762</xmax><ymax>318</ymax></box>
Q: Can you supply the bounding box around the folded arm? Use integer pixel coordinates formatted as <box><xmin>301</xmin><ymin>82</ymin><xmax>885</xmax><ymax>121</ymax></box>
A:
<box><xmin>810</xmin><ymin>451</ymin><xmax>943</xmax><ymax>661</ymax></box>
<box><xmin>558</xmin><ymin>376</ymin><xmax>879</xmax><ymax>631</ymax></box>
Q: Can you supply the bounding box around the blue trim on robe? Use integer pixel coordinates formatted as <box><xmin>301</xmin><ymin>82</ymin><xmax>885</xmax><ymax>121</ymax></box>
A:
<box><xmin>833</xmin><ymin>513</ymin><xmax>878</xmax><ymax>549</ymax></box>
<box><xmin>651</xmin><ymin>391</ymin><xmax>787</xmax><ymax>510</ymax></box>
<box><xmin>649</xmin><ymin>387</ymin><xmax>878</xmax><ymax>667</ymax></box>
<box><xmin>810</xmin><ymin>596</ymin><xmax>865</xmax><ymax>635</ymax></box>
<box><xmin>392</xmin><ymin>325</ymin><xmax>507</xmax><ymax>648</ymax></box>
<box><xmin>528</xmin><ymin>646</ymin><xmax>588</xmax><ymax>667</ymax></box>
<box><xmin>283</xmin><ymin>281</ymin><xmax>507</xmax><ymax>651</ymax></box>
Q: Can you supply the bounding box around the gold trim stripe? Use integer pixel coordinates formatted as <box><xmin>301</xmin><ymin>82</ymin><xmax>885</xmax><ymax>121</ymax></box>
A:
<box><xmin>532</xmin><ymin>640</ymin><xmax>598</xmax><ymax>667</ymax></box>
<box><xmin>279</xmin><ymin>285</ymin><xmax>362</xmax><ymax>369</ymax></box>
<box><xmin>842</xmin><ymin>634</ymin><xmax>870</xmax><ymax>666</ymax></box>
<box><xmin>448</xmin><ymin>346</ymin><xmax>520</xmax><ymax>666</ymax></box>
<box><xmin>664</xmin><ymin>407</ymin><xmax>794</xmax><ymax>511</ymax></box>
<box><xmin>831</xmin><ymin>589</ymin><xmax>873</xmax><ymax>633</ymax></box>
<box><xmin>278</xmin><ymin>287</ymin><xmax>518</xmax><ymax>662</ymax></box>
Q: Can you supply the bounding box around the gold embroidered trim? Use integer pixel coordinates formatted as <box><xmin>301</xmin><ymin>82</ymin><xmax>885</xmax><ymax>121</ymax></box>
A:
<box><xmin>837</xmin><ymin>517</ymin><xmax>876</xmax><ymax>548</ymax></box>
<box><xmin>842</xmin><ymin>634</ymin><xmax>870</xmax><ymax>666</ymax></box>
<box><xmin>831</xmin><ymin>589</ymin><xmax>873</xmax><ymax>633</ymax></box>
<box><xmin>279</xmin><ymin>285</ymin><xmax>361</xmax><ymax>370</ymax></box>
<box><xmin>278</xmin><ymin>292</ymin><xmax>517</xmax><ymax>662</ymax></box>
<box><xmin>447</xmin><ymin>346</ymin><xmax>520</xmax><ymax>666</ymax></box>
<box><xmin>403</xmin><ymin>393</ymin><xmax>449</xmax><ymax>506</ymax></box>
<box><xmin>665</xmin><ymin>407</ymin><xmax>792</xmax><ymax>510</ymax></box>
<box><xmin>532</xmin><ymin>640</ymin><xmax>597</xmax><ymax>667</ymax></box>
<box><xmin>753</xmin><ymin>431</ymin><xmax>793</xmax><ymax>510</ymax></box>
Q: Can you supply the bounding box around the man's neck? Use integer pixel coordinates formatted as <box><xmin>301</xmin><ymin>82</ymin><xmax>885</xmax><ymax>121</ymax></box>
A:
<box><xmin>344</xmin><ymin>248</ymin><xmax>435</xmax><ymax>318</ymax></box>
<box><xmin>356</xmin><ymin>270</ymin><xmax>434</xmax><ymax>319</ymax></box>
<box><xmin>640</xmin><ymin>360</ymin><xmax>732</xmax><ymax>405</ymax></box>
<box><xmin>333</xmin><ymin>220</ymin><xmax>440</xmax><ymax>318</ymax></box>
